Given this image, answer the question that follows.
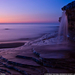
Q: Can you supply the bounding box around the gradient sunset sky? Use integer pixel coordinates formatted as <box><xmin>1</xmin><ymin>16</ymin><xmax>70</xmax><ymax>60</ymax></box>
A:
<box><xmin>0</xmin><ymin>0</ymin><xmax>74</xmax><ymax>23</ymax></box>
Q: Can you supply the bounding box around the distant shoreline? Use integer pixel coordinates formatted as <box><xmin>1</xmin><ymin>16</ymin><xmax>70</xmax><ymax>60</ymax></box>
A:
<box><xmin>0</xmin><ymin>22</ymin><xmax>59</xmax><ymax>24</ymax></box>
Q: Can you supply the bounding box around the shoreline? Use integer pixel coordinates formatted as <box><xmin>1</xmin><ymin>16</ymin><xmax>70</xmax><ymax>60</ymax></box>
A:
<box><xmin>0</xmin><ymin>42</ymin><xmax>25</xmax><ymax>49</ymax></box>
<box><xmin>0</xmin><ymin>32</ymin><xmax>48</xmax><ymax>49</ymax></box>
<box><xmin>0</xmin><ymin>33</ymin><xmax>47</xmax><ymax>41</ymax></box>
<box><xmin>0</xmin><ymin>44</ymin><xmax>75</xmax><ymax>74</ymax></box>
<box><xmin>0</xmin><ymin>33</ymin><xmax>75</xmax><ymax>74</ymax></box>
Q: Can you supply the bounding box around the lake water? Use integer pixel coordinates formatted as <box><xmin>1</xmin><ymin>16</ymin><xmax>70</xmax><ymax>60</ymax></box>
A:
<box><xmin>0</xmin><ymin>23</ymin><xmax>59</xmax><ymax>42</ymax></box>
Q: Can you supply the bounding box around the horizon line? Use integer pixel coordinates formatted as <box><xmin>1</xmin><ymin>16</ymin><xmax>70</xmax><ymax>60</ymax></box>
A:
<box><xmin>0</xmin><ymin>22</ymin><xmax>59</xmax><ymax>24</ymax></box>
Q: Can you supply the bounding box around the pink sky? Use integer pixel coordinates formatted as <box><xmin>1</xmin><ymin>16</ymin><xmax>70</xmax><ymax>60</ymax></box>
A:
<box><xmin>0</xmin><ymin>0</ymin><xmax>73</xmax><ymax>23</ymax></box>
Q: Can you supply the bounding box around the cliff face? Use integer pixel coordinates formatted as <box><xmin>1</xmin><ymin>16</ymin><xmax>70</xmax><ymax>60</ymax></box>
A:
<box><xmin>66</xmin><ymin>7</ymin><xmax>75</xmax><ymax>31</ymax></box>
<box><xmin>61</xmin><ymin>1</ymin><xmax>75</xmax><ymax>41</ymax></box>
<box><xmin>62</xmin><ymin>1</ymin><xmax>75</xmax><ymax>10</ymax></box>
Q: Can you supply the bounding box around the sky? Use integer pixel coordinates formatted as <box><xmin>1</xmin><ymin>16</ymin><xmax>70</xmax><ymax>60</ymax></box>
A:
<box><xmin>0</xmin><ymin>0</ymin><xmax>74</xmax><ymax>23</ymax></box>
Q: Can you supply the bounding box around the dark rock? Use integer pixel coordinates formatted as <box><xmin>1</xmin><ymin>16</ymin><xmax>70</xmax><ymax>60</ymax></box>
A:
<box><xmin>0</xmin><ymin>69</ymin><xmax>11</xmax><ymax>74</ymax></box>
<box><xmin>62</xmin><ymin>1</ymin><xmax>75</xmax><ymax>10</ymax></box>
<box><xmin>16</xmin><ymin>55</ymin><xmax>43</xmax><ymax>66</ymax></box>
<box><xmin>4</xmin><ymin>28</ymin><xmax>10</xmax><ymax>30</ymax></box>
<box><xmin>60</xmin><ymin>1</ymin><xmax>75</xmax><ymax>41</ymax></box>
<box><xmin>32</xmin><ymin>48</ymin><xmax>40</xmax><ymax>57</ymax></box>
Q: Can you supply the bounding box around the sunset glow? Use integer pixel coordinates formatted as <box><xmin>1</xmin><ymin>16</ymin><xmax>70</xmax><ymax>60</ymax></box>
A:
<box><xmin>0</xmin><ymin>0</ymin><xmax>74</xmax><ymax>23</ymax></box>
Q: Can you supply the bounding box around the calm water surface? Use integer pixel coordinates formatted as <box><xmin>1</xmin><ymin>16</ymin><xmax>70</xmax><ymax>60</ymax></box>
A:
<box><xmin>0</xmin><ymin>23</ymin><xmax>59</xmax><ymax>42</ymax></box>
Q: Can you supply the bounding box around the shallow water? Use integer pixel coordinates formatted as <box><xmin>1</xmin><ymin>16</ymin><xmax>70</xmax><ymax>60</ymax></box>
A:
<box><xmin>0</xmin><ymin>23</ymin><xmax>59</xmax><ymax>42</ymax></box>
